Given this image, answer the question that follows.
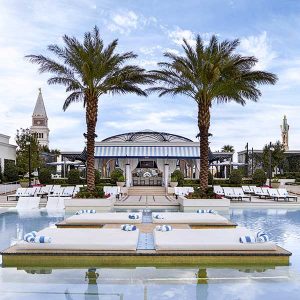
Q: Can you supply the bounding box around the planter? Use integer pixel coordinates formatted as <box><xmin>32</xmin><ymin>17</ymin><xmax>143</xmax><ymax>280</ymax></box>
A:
<box><xmin>64</xmin><ymin>198</ymin><xmax>113</xmax><ymax>212</ymax></box>
<box><xmin>170</xmin><ymin>182</ymin><xmax>178</xmax><ymax>187</ymax></box>
<box><xmin>20</xmin><ymin>181</ymin><xmax>29</xmax><ymax>188</ymax></box>
<box><xmin>271</xmin><ymin>182</ymin><xmax>280</xmax><ymax>188</ymax></box>
<box><xmin>116</xmin><ymin>181</ymin><xmax>125</xmax><ymax>187</ymax></box>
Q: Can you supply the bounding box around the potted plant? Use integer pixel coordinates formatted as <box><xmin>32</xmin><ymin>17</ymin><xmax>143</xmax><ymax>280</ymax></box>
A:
<box><xmin>271</xmin><ymin>178</ymin><xmax>280</xmax><ymax>188</ymax></box>
<box><xmin>170</xmin><ymin>174</ymin><xmax>178</xmax><ymax>187</ymax></box>
<box><xmin>116</xmin><ymin>175</ymin><xmax>125</xmax><ymax>187</ymax></box>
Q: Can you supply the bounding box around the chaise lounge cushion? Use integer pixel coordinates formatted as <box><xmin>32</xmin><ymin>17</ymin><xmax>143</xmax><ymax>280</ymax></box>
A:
<box><xmin>15</xmin><ymin>228</ymin><xmax>139</xmax><ymax>251</ymax></box>
<box><xmin>65</xmin><ymin>212</ymin><xmax>143</xmax><ymax>225</ymax></box>
<box><xmin>153</xmin><ymin>227</ymin><xmax>277</xmax><ymax>251</ymax></box>
<box><xmin>152</xmin><ymin>212</ymin><xmax>229</xmax><ymax>224</ymax></box>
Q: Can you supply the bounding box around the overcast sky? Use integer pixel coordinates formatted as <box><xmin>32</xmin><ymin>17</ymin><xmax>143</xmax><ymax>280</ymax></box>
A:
<box><xmin>0</xmin><ymin>0</ymin><xmax>300</xmax><ymax>153</ymax></box>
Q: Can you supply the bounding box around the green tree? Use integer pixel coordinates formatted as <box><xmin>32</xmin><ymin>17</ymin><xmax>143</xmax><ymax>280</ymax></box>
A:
<box><xmin>229</xmin><ymin>169</ymin><xmax>242</xmax><ymax>185</ymax></box>
<box><xmin>221</xmin><ymin>145</ymin><xmax>235</xmax><ymax>153</ymax></box>
<box><xmin>252</xmin><ymin>169</ymin><xmax>267</xmax><ymax>186</ymax></box>
<box><xmin>38</xmin><ymin>168</ymin><xmax>52</xmax><ymax>184</ymax></box>
<box><xmin>26</xmin><ymin>26</ymin><xmax>151</xmax><ymax>192</ymax></box>
<box><xmin>110</xmin><ymin>169</ymin><xmax>124</xmax><ymax>184</ymax></box>
<box><xmin>149</xmin><ymin>35</ymin><xmax>277</xmax><ymax>193</ymax></box>
<box><xmin>16</xmin><ymin>128</ymin><xmax>42</xmax><ymax>176</ymax></box>
<box><xmin>3</xmin><ymin>160</ymin><xmax>19</xmax><ymax>182</ymax></box>
<box><xmin>68</xmin><ymin>169</ymin><xmax>81</xmax><ymax>184</ymax></box>
<box><xmin>262</xmin><ymin>141</ymin><xmax>285</xmax><ymax>174</ymax></box>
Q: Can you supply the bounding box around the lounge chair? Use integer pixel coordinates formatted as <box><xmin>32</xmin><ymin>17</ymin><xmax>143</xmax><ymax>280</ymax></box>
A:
<box><xmin>16</xmin><ymin>197</ymin><xmax>40</xmax><ymax>210</ymax></box>
<box><xmin>48</xmin><ymin>185</ymin><xmax>61</xmax><ymax>196</ymax></box>
<box><xmin>37</xmin><ymin>185</ymin><xmax>52</xmax><ymax>197</ymax></box>
<box><xmin>153</xmin><ymin>227</ymin><xmax>277</xmax><ymax>251</ymax></box>
<box><xmin>233</xmin><ymin>188</ymin><xmax>251</xmax><ymax>202</ymax></box>
<box><xmin>61</xmin><ymin>186</ymin><xmax>75</xmax><ymax>197</ymax></box>
<box><xmin>253</xmin><ymin>187</ymin><xmax>270</xmax><ymax>199</ymax></box>
<box><xmin>248</xmin><ymin>186</ymin><xmax>256</xmax><ymax>194</ymax></box>
<box><xmin>23</xmin><ymin>187</ymin><xmax>38</xmax><ymax>197</ymax></box>
<box><xmin>73</xmin><ymin>185</ymin><xmax>83</xmax><ymax>197</ymax></box>
<box><xmin>64</xmin><ymin>212</ymin><xmax>143</xmax><ymax>225</ymax></box>
<box><xmin>174</xmin><ymin>187</ymin><xmax>194</xmax><ymax>196</ymax></box>
<box><xmin>14</xmin><ymin>228</ymin><xmax>139</xmax><ymax>251</ymax></box>
<box><xmin>277</xmin><ymin>188</ymin><xmax>298</xmax><ymax>202</ymax></box>
<box><xmin>151</xmin><ymin>212</ymin><xmax>232</xmax><ymax>225</ymax></box>
<box><xmin>7</xmin><ymin>188</ymin><xmax>27</xmax><ymax>201</ymax></box>
<box><xmin>45</xmin><ymin>197</ymin><xmax>68</xmax><ymax>211</ymax></box>
<box><xmin>213</xmin><ymin>185</ymin><xmax>224</xmax><ymax>196</ymax></box>
<box><xmin>223</xmin><ymin>187</ymin><xmax>240</xmax><ymax>201</ymax></box>
<box><xmin>242</xmin><ymin>186</ymin><xmax>252</xmax><ymax>194</ymax></box>
<box><xmin>267</xmin><ymin>189</ymin><xmax>286</xmax><ymax>201</ymax></box>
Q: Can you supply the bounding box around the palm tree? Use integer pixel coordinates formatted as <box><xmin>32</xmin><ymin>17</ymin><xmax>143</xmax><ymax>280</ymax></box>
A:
<box><xmin>221</xmin><ymin>145</ymin><xmax>235</xmax><ymax>153</ymax></box>
<box><xmin>149</xmin><ymin>35</ymin><xmax>277</xmax><ymax>193</ymax></box>
<box><xmin>26</xmin><ymin>26</ymin><xmax>151</xmax><ymax>192</ymax></box>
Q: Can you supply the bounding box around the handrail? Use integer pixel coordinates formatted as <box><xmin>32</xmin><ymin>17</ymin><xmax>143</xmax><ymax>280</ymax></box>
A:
<box><xmin>0</xmin><ymin>181</ymin><xmax>20</xmax><ymax>195</ymax></box>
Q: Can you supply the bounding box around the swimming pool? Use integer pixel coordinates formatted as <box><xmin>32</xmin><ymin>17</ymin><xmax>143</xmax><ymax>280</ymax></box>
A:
<box><xmin>0</xmin><ymin>209</ymin><xmax>300</xmax><ymax>299</ymax></box>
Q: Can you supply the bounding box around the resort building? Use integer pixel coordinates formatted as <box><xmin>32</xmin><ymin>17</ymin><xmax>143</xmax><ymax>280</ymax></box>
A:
<box><xmin>60</xmin><ymin>130</ymin><xmax>233</xmax><ymax>186</ymax></box>
<box><xmin>30</xmin><ymin>88</ymin><xmax>50</xmax><ymax>147</ymax></box>
<box><xmin>0</xmin><ymin>134</ymin><xmax>17</xmax><ymax>172</ymax></box>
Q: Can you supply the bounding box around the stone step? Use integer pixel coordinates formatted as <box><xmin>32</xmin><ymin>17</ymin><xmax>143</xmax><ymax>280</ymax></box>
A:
<box><xmin>128</xmin><ymin>187</ymin><xmax>166</xmax><ymax>196</ymax></box>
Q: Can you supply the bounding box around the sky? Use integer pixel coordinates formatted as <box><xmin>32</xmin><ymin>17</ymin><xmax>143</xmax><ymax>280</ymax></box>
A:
<box><xmin>1</xmin><ymin>0</ymin><xmax>300</xmax><ymax>153</ymax></box>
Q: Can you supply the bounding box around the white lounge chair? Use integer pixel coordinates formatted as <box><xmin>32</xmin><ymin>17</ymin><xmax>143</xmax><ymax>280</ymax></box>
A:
<box><xmin>7</xmin><ymin>188</ymin><xmax>27</xmax><ymax>201</ymax></box>
<box><xmin>277</xmin><ymin>188</ymin><xmax>298</xmax><ymax>202</ymax></box>
<box><xmin>61</xmin><ymin>186</ymin><xmax>75</xmax><ymax>197</ymax></box>
<box><xmin>233</xmin><ymin>188</ymin><xmax>251</xmax><ymax>202</ymax></box>
<box><xmin>16</xmin><ymin>197</ymin><xmax>40</xmax><ymax>210</ymax></box>
<box><xmin>73</xmin><ymin>185</ymin><xmax>83</xmax><ymax>197</ymax></box>
<box><xmin>268</xmin><ymin>189</ymin><xmax>286</xmax><ymax>201</ymax></box>
<box><xmin>45</xmin><ymin>197</ymin><xmax>67</xmax><ymax>211</ymax></box>
<box><xmin>37</xmin><ymin>185</ymin><xmax>52</xmax><ymax>197</ymax></box>
<box><xmin>23</xmin><ymin>187</ymin><xmax>38</xmax><ymax>197</ymax></box>
<box><xmin>242</xmin><ymin>186</ymin><xmax>252</xmax><ymax>194</ymax></box>
<box><xmin>253</xmin><ymin>187</ymin><xmax>270</xmax><ymax>199</ymax></box>
<box><xmin>213</xmin><ymin>185</ymin><xmax>224</xmax><ymax>196</ymax></box>
<box><xmin>223</xmin><ymin>187</ymin><xmax>240</xmax><ymax>200</ymax></box>
<box><xmin>49</xmin><ymin>186</ymin><xmax>64</xmax><ymax>197</ymax></box>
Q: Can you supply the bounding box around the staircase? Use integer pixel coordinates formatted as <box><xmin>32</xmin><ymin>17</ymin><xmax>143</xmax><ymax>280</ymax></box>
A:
<box><xmin>128</xmin><ymin>186</ymin><xmax>166</xmax><ymax>196</ymax></box>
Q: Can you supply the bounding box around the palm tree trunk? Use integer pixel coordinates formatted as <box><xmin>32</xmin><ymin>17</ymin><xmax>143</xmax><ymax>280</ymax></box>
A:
<box><xmin>86</xmin><ymin>95</ymin><xmax>98</xmax><ymax>192</ymax></box>
<box><xmin>198</xmin><ymin>102</ymin><xmax>210</xmax><ymax>193</ymax></box>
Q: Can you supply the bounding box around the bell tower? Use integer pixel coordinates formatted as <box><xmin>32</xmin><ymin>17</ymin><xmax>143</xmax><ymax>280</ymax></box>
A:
<box><xmin>281</xmin><ymin>115</ymin><xmax>289</xmax><ymax>151</ymax></box>
<box><xmin>30</xmin><ymin>88</ymin><xmax>50</xmax><ymax>147</ymax></box>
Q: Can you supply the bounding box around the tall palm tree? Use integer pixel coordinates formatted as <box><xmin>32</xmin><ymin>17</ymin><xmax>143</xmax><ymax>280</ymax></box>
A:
<box><xmin>26</xmin><ymin>26</ymin><xmax>151</xmax><ymax>192</ymax></box>
<box><xmin>149</xmin><ymin>35</ymin><xmax>277</xmax><ymax>193</ymax></box>
<box><xmin>222</xmin><ymin>145</ymin><xmax>235</xmax><ymax>153</ymax></box>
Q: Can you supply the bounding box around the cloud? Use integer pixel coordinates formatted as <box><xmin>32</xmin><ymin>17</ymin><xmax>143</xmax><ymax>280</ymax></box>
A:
<box><xmin>239</xmin><ymin>31</ymin><xmax>277</xmax><ymax>70</ymax></box>
<box><xmin>168</xmin><ymin>27</ymin><xmax>196</xmax><ymax>46</ymax></box>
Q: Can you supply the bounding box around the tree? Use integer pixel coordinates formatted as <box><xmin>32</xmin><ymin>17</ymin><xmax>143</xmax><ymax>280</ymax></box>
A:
<box><xmin>229</xmin><ymin>169</ymin><xmax>242</xmax><ymax>185</ymax></box>
<box><xmin>3</xmin><ymin>160</ymin><xmax>19</xmax><ymax>182</ymax></box>
<box><xmin>38</xmin><ymin>168</ymin><xmax>52</xmax><ymax>184</ymax></box>
<box><xmin>252</xmin><ymin>169</ymin><xmax>267</xmax><ymax>186</ymax></box>
<box><xmin>149</xmin><ymin>35</ymin><xmax>277</xmax><ymax>193</ymax></box>
<box><xmin>68</xmin><ymin>169</ymin><xmax>81</xmax><ymax>184</ymax></box>
<box><xmin>262</xmin><ymin>141</ymin><xmax>285</xmax><ymax>174</ymax></box>
<box><xmin>16</xmin><ymin>128</ymin><xmax>42</xmax><ymax>176</ymax></box>
<box><xmin>221</xmin><ymin>145</ymin><xmax>234</xmax><ymax>153</ymax></box>
<box><xmin>26</xmin><ymin>26</ymin><xmax>151</xmax><ymax>192</ymax></box>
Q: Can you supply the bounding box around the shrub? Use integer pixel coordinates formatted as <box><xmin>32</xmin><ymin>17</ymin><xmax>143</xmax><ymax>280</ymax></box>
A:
<box><xmin>229</xmin><ymin>169</ymin><xmax>243</xmax><ymax>185</ymax></box>
<box><xmin>252</xmin><ymin>169</ymin><xmax>267</xmax><ymax>186</ymax></box>
<box><xmin>3</xmin><ymin>160</ymin><xmax>19</xmax><ymax>182</ymax></box>
<box><xmin>67</xmin><ymin>169</ymin><xmax>81</xmax><ymax>184</ymax></box>
<box><xmin>38</xmin><ymin>168</ymin><xmax>52</xmax><ymax>184</ymax></box>
<box><xmin>75</xmin><ymin>186</ymin><xmax>104</xmax><ymax>198</ymax></box>
<box><xmin>170</xmin><ymin>170</ymin><xmax>184</xmax><ymax>186</ymax></box>
<box><xmin>95</xmin><ymin>169</ymin><xmax>101</xmax><ymax>185</ymax></box>
<box><xmin>110</xmin><ymin>169</ymin><xmax>124</xmax><ymax>184</ymax></box>
<box><xmin>185</xmin><ymin>187</ymin><xmax>215</xmax><ymax>199</ymax></box>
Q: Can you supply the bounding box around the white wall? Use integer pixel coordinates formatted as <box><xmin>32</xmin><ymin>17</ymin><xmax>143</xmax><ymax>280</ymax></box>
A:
<box><xmin>0</xmin><ymin>134</ymin><xmax>17</xmax><ymax>171</ymax></box>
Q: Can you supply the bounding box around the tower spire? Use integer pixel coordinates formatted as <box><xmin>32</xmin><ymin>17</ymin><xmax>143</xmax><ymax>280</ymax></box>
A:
<box><xmin>281</xmin><ymin>115</ymin><xmax>289</xmax><ymax>151</ymax></box>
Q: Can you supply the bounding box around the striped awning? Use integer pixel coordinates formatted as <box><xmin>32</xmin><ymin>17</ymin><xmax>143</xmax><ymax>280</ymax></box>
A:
<box><xmin>94</xmin><ymin>146</ymin><xmax>200</xmax><ymax>158</ymax></box>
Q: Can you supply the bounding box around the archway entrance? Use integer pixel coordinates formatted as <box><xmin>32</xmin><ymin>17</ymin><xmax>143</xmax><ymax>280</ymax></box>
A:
<box><xmin>132</xmin><ymin>160</ymin><xmax>163</xmax><ymax>186</ymax></box>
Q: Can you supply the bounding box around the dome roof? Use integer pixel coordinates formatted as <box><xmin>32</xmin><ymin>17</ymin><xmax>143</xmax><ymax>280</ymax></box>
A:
<box><xmin>102</xmin><ymin>130</ymin><xmax>193</xmax><ymax>143</ymax></box>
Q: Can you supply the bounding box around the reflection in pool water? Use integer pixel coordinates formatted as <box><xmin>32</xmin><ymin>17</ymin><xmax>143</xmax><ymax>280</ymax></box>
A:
<box><xmin>1</xmin><ymin>209</ymin><xmax>300</xmax><ymax>299</ymax></box>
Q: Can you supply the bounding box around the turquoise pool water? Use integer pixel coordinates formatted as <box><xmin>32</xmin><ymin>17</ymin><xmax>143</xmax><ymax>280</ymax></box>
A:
<box><xmin>0</xmin><ymin>209</ymin><xmax>300</xmax><ymax>299</ymax></box>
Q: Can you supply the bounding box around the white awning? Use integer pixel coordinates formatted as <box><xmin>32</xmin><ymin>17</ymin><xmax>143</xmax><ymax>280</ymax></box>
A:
<box><xmin>94</xmin><ymin>146</ymin><xmax>200</xmax><ymax>158</ymax></box>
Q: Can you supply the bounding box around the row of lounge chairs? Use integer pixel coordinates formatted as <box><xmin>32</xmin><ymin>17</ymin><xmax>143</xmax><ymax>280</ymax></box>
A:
<box><xmin>7</xmin><ymin>185</ymin><xmax>83</xmax><ymax>201</ymax></box>
<box><xmin>214</xmin><ymin>185</ymin><xmax>297</xmax><ymax>202</ymax></box>
<box><xmin>15</xmin><ymin>196</ymin><xmax>68</xmax><ymax>210</ymax></box>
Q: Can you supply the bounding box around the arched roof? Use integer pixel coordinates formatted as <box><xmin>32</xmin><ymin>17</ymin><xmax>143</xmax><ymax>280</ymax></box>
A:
<box><xmin>102</xmin><ymin>130</ymin><xmax>193</xmax><ymax>143</ymax></box>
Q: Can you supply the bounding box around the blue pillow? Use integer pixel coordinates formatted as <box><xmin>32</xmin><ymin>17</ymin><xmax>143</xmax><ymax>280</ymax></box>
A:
<box><xmin>239</xmin><ymin>235</ymin><xmax>256</xmax><ymax>243</ymax></box>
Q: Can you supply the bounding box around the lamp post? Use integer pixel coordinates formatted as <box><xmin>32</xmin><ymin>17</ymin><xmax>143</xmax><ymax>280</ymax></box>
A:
<box><xmin>268</xmin><ymin>142</ymin><xmax>273</xmax><ymax>187</ymax></box>
<box><xmin>26</xmin><ymin>141</ymin><xmax>31</xmax><ymax>187</ymax></box>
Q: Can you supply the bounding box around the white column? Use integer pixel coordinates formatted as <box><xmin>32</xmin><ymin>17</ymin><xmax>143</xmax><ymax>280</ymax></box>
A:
<box><xmin>125</xmin><ymin>163</ymin><xmax>131</xmax><ymax>187</ymax></box>
<box><xmin>164</xmin><ymin>163</ymin><xmax>169</xmax><ymax>187</ymax></box>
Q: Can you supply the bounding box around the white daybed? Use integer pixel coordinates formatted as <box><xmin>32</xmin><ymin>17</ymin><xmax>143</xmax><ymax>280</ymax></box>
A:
<box><xmin>15</xmin><ymin>228</ymin><xmax>139</xmax><ymax>251</ymax></box>
<box><xmin>64</xmin><ymin>212</ymin><xmax>143</xmax><ymax>225</ymax></box>
<box><xmin>153</xmin><ymin>227</ymin><xmax>277</xmax><ymax>251</ymax></box>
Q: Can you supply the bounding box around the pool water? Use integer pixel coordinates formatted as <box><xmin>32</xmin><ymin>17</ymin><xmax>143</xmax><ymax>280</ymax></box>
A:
<box><xmin>1</xmin><ymin>209</ymin><xmax>300</xmax><ymax>299</ymax></box>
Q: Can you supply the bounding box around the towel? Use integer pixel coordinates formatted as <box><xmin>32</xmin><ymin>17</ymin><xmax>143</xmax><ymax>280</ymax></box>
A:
<box><xmin>239</xmin><ymin>235</ymin><xmax>256</xmax><ymax>243</ymax></box>
<box><xmin>34</xmin><ymin>236</ymin><xmax>52</xmax><ymax>243</ymax></box>
<box><xmin>156</xmin><ymin>225</ymin><xmax>172</xmax><ymax>232</ymax></box>
<box><xmin>128</xmin><ymin>213</ymin><xmax>139</xmax><ymax>220</ymax></box>
<box><xmin>257</xmin><ymin>234</ymin><xmax>269</xmax><ymax>242</ymax></box>
<box><xmin>75</xmin><ymin>209</ymin><xmax>96</xmax><ymax>215</ymax></box>
<box><xmin>121</xmin><ymin>224</ymin><xmax>137</xmax><ymax>231</ymax></box>
<box><xmin>153</xmin><ymin>214</ymin><xmax>164</xmax><ymax>219</ymax></box>
<box><xmin>196</xmin><ymin>209</ymin><xmax>216</xmax><ymax>214</ymax></box>
<box><xmin>24</xmin><ymin>231</ymin><xmax>37</xmax><ymax>243</ymax></box>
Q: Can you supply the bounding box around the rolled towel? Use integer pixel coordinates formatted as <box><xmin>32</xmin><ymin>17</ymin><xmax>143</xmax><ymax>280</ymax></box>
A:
<box><xmin>128</xmin><ymin>213</ymin><xmax>139</xmax><ymax>220</ymax></box>
<box><xmin>257</xmin><ymin>234</ymin><xmax>269</xmax><ymax>243</ymax></box>
<box><xmin>196</xmin><ymin>209</ymin><xmax>216</xmax><ymax>214</ymax></box>
<box><xmin>161</xmin><ymin>225</ymin><xmax>172</xmax><ymax>232</ymax></box>
<box><xmin>256</xmin><ymin>231</ymin><xmax>266</xmax><ymax>238</ymax></box>
<box><xmin>121</xmin><ymin>224</ymin><xmax>137</xmax><ymax>231</ymax></box>
<box><xmin>239</xmin><ymin>236</ymin><xmax>256</xmax><ymax>243</ymax></box>
<box><xmin>75</xmin><ymin>209</ymin><xmax>96</xmax><ymax>215</ymax></box>
<box><xmin>153</xmin><ymin>214</ymin><xmax>164</xmax><ymax>219</ymax></box>
<box><xmin>155</xmin><ymin>225</ymin><xmax>162</xmax><ymax>231</ymax></box>
<box><xmin>34</xmin><ymin>236</ymin><xmax>52</xmax><ymax>243</ymax></box>
<box><xmin>24</xmin><ymin>231</ymin><xmax>37</xmax><ymax>243</ymax></box>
